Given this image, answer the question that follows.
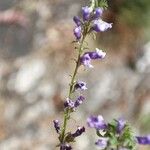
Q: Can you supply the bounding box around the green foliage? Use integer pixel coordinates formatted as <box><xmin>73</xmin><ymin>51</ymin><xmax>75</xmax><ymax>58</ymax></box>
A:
<box><xmin>121</xmin><ymin>125</ymin><xmax>136</xmax><ymax>149</ymax></box>
<box><xmin>97</xmin><ymin>0</ymin><xmax>108</xmax><ymax>9</ymax></box>
<box><xmin>90</xmin><ymin>0</ymin><xmax>108</xmax><ymax>9</ymax></box>
<box><xmin>96</xmin><ymin>119</ymin><xmax>136</xmax><ymax>149</ymax></box>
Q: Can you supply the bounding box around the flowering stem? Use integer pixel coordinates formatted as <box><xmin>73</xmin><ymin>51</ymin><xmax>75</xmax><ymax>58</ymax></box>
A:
<box><xmin>60</xmin><ymin>35</ymin><xmax>86</xmax><ymax>145</ymax></box>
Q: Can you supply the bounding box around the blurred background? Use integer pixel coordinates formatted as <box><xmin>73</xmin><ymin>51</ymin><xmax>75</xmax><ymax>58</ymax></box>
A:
<box><xmin>0</xmin><ymin>0</ymin><xmax>150</xmax><ymax>149</ymax></box>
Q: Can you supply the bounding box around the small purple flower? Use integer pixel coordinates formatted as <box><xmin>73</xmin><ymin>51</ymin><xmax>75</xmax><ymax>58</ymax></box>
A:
<box><xmin>74</xmin><ymin>96</ymin><xmax>85</xmax><ymax>107</ymax></box>
<box><xmin>74</xmin><ymin>26</ymin><xmax>82</xmax><ymax>40</ymax></box>
<box><xmin>87</xmin><ymin>48</ymin><xmax>106</xmax><ymax>59</ymax></box>
<box><xmin>82</xmin><ymin>6</ymin><xmax>92</xmax><ymax>21</ymax></box>
<box><xmin>73</xmin><ymin>16</ymin><xmax>82</xmax><ymax>26</ymax></box>
<box><xmin>92</xmin><ymin>19</ymin><xmax>112</xmax><ymax>32</ymax></box>
<box><xmin>74</xmin><ymin>81</ymin><xmax>87</xmax><ymax>91</ymax></box>
<box><xmin>95</xmin><ymin>138</ymin><xmax>108</xmax><ymax>149</ymax></box>
<box><xmin>136</xmin><ymin>135</ymin><xmax>150</xmax><ymax>145</ymax></box>
<box><xmin>80</xmin><ymin>53</ymin><xmax>93</xmax><ymax>68</ymax></box>
<box><xmin>64</xmin><ymin>98</ymin><xmax>75</xmax><ymax>109</ymax></box>
<box><xmin>116</xmin><ymin>118</ymin><xmax>126</xmax><ymax>133</ymax></box>
<box><xmin>72</xmin><ymin>126</ymin><xmax>85</xmax><ymax>138</ymax></box>
<box><xmin>87</xmin><ymin>115</ymin><xmax>107</xmax><ymax>130</ymax></box>
<box><xmin>60</xmin><ymin>144</ymin><xmax>72</xmax><ymax>150</ymax></box>
<box><xmin>80</xmin><ymin>49</ymin><xmax>106</xmax><ymax>68</ymax></box>
<box><xmin>93</xmin><ymin>7</ymin><xmax>103</xmax><ymax>19</ymax></box>
<box><xmin>53</xmin><ymin>119</ymin><xmax>60</xmax><ymax>134</ymax></box>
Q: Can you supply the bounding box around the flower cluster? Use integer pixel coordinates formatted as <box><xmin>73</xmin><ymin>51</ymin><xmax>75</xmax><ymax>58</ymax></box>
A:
<box><xmin>53</xmin><ymin>0</ymin><xmax>150</xmax><ymax>149</ymax></box>
<box><xmin>73</xmin><ymin>5</ymin><xmax>112</xmax><ymax>41</ymax></box>
<box><xmin>64</xmin><ymin>95</ymin><xmax>85</xmax><ymax>111</ymax></box>
<box><xmin>53</xmin><ymin>0</ymin><xmax>111</xmax><ymax>149</ymax></box>
<box><xmin>87</xmin><ymin>115</ymin><xmax>150</xmax><ymax>149</ymax></box>
<box><xmin>87</xmin><ymin>115</ymin><xmax>136</xmax><ymax>149</ymax></box>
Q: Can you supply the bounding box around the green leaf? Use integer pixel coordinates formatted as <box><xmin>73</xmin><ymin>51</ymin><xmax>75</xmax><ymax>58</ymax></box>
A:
<box><xmin>90</xmin><ymin>0</ymin><xmax>108</xmax><ymax>9</ymax></box>
<box><xmin>96</xmin><ymin>0</ymin><xmax>108</xmax><ymax>9</ymax></box>
<box><xmin>65</xmin><ymin>132</ymin><xmax>75</xmax><ymax>143</ymax></box>
<box><xmin>120</xmin><ymin>124</ymin><xmax>136</xmax><ymax>149</ymax></box>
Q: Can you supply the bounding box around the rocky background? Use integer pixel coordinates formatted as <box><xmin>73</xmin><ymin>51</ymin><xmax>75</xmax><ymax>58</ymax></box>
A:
<box><xmin>0</xmin><ymin>0</ymin><xmax>150</xmax><ymax>149</ymax></box>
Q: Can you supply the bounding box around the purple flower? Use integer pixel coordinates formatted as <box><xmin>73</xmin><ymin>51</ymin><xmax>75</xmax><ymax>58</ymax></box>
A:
<box><xmin>72</xmin><ymin>126</ymin><xmax>85</xmax><ymax>138</ymax></box>
<box><xmin>60</xmin><ymin>144</ymin><xmax>72</xmax><ymax>150</ymax></box>
<box><xmin>92</xmin><ymin>19</ymin><xmax>112</xmax><ymax>32</ymax></box>
<box><xmin>93</xmin><ymin>7</ymin><xmax>103</xmax><ymax>19</ymax></box>
<box><xmin>87</xmin><ymin>48</ymin><xmax>106</xmax><ymax>59</ymax></box>
<box><xmin>73</xmin><ymin>16</ymin><xmax>82</xmax><ymax>26</ymax></box>
<box><xmin>116</xmin><ymin>118</ymin><xmax>126</xmax><ymax>134</ymax></box>
<box><xmin>53</xmin><ymin>120</ymin><xmax>60</xmax><ymax>134</ymax></box>
<box><xmin>73</xmin><ymin>26</ymin><xmax>82</xmax><ymax>40</ymax></box>
<box><xmin>74</xmin><ymin>96</ymin><xmax>85</xmax><ymax>107</ymax></box>
<box><xmin>87</xmin><ymin>115</ymin><xmax>107</xmax><ymax>130</ymax></box>
<box><xmin>74</xmin><ymin>81</ymin><xmax>87</xmax><ymax>91</ymax></box>
<box><xmin>82</xmin><ymin>6</ymin><xmax>92</xmax><ymax>21</ymax></box>
<box><xmin>136</xmin><ymin>135</ymin><xmax>150</xmax><ymax>145</ymax></box>
<box><xmin>64</xmin><ymin>98</ymin><xmax>75</xmax><ymax>109</ymax></box>
<box><xmin>80</xmin><ymin>53</ymin><xmax>93</xmax><ymax>68</ymax></box>
<box><xmin>80</xmin><ymin>49</ymin><xmax>106</xmax><ymax>68</ymax></box>
<box><xmin>95</xmin><ymin>138</ymin><xmax>108</xmax><ymax>149</ymax></box>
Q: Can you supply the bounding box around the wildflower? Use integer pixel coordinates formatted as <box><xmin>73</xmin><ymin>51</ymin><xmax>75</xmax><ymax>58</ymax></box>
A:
<box><xmin>72</xmin><ymin>126</ymin><xmax>85</xmax><ymax>138</ymax></box>
<box><xmin>74</xmin><ymin>96</ymin><xmax>85</xmax><ymax>107</ymax></box>
<box><xmin>74</xmin><ymin>81</ymin><xmax>87</xmax><ymax>91</ymax></box>
<box><xmin>116</xmin><ymin>118</ymin><xmax>126</xmax><ymax>134</ymax></box>
<box><xmin>92</xmin><ymin>19</ymin><xmax>112</xmax><ymax>32</ymax></box>
<box><xmin>82</xmin><ymin>6</ymin><xmax>92</xmax><ymax>21</ymax></box>
<box><xmin>80</xmin><ymin>48</ymin><xmax>106</xmax><ymax>68</ymax></box>
<box><xmin>136</xmin><ymin>135</ymin><xmax>150</xmax><ymax>145</ymax></box>
<box><xmin>80</xmin><ymin>53</ymin><xmax>93</xmax><ymax>68</ymax></box>
<box><xmin>95</xmin><ymin>138</ymin><xmax>108</xmax><ymax>149</ymax></box>
<box><xmin>87</xmin><ymin>48</ymin><xmax>106</xmax><ymax>59</ymax></box>
<box><xmin>60</xmin><ymin>144</ymin><xmax>72</xmax><ymax>150</ymax></box>
<box><xmin>64</xmin><ymin>98</ymin><xmax>75</xmax><ymax>109</ymax></box>
<box><xmin>73</xmin><ymin>16</ymin><xmax>82</xmax><ymax>26</ymax></box>
<box><xmin>73</xmin><ymin>26</ymin><xmax>82</xmax><ymax>40</ymax></box>
<box><xmin>53</xmin><ymin>120</ymin><xmax>60</xmax><ymax>134</ymax></box>
<box><xmin>87</xmin><ymin>115</ymin><xmax>107</xmax><ymax>130</ymax></box>
<box><xmin>93</xmin><ymin>7</ymin><xmax>103</xmax><ymax>19</ymax></box>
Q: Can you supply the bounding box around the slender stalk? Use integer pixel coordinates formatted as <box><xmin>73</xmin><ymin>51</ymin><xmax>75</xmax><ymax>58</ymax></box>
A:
<box><xmin>60</xmin><ymin>35</ymin><xmax>86</xmax><ymax>145</ymax></box>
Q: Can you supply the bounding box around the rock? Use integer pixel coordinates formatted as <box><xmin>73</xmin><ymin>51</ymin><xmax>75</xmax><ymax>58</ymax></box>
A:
<box><xmin>136</xmin><ymin>42</ymin><xmax>150</xmax><ymax>73</ymax></box>
<box><xmin>18</xmin><ymin>100</ymin><xmax>54</xmax><ymax>127</ymax></box>
<box><xmin>14</xmin><ymin>59</ymin><xmax>46</xmax><ymax>94</ymax></box>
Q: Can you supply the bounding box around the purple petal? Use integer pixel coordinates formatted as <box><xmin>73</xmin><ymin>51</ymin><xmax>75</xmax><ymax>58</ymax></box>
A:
<box><xmin>95</xmin><ymin>138</ymin><xmax>108</xmax><ymax>149</ymax></box>
<box><xmin>73</xmin><ymin>16</ymin><xmax>82</xmax><ymax>26</ymax></box>
<box><xmin>72</xmin><ymin>126</ymin><xmax>85</xmax><ymax>138</ymax></box>
<box><xmin>136</xmin><ymin>135</ymin><xmax>150</xmax><ymax>145</ymax></box>
<box><xmin>80</xmin><ymin>53</ymin><xmax>93</xmax><ymax>68</ymax></box>
<box><xmin>87</xmin><ymin>115</ymin><xmax>107</xmax><ymax>130</ymax></box>
<box><xmin>87</xmin><ymin>48</ymin><xmax>106</xmax><ymax>59</ymax></box>
<box><xmin>53</xmin><ymin>119</ymin><xmax>60</xmax><ymax>134</ymax></box>
<box><xmin>116</xmin><ymin>118</ymin><xmax>126</xmax><ymax>133</ymax></box>
<box><xmin>82</xmin><ymin>6</ymin><xmax>92</xmax><ymax>21</ymax></box>
<box><xmin>73</xmin><ymin>26</ymin><xmax>82</xmax><ymax>40</ymax></box>
<box><xmin>74</xmin><ymin>96</ymin><xmax>85</xmax><ymax>107</ymax></box>
<box><xmin>93</xmin><ymin>7</ymin><xmax>103</xmax><ymax>19</ymax></box>
<box><xmin>64</xmin><ymin>98</ymin><xmax>75</xmax><ymax>109</ymax></box>
<box><xmin>74</xmin><ymin>81</ymin><xmax>87</xmax><ymax>91</ymax></box>
<box><xmin>93</xmin><ymin>19</ymin><xmax>112</xmax><ymax>32</ymax></box>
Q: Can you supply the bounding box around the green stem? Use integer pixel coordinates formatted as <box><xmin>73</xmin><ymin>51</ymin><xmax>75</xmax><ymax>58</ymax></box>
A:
<box><xmin>60</xmin><ymin>35</ymin><xmax>86</xmax><ymax>145</ymax></box>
